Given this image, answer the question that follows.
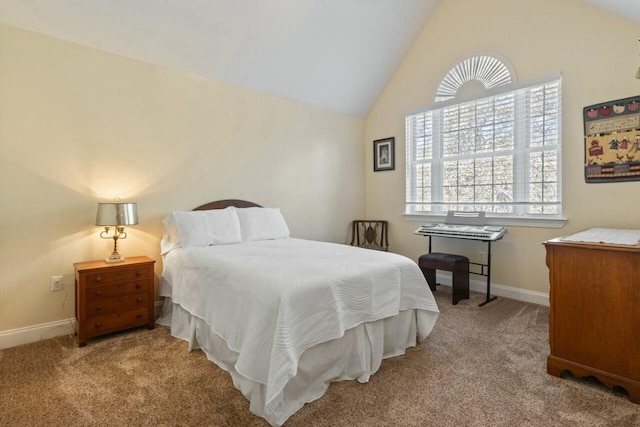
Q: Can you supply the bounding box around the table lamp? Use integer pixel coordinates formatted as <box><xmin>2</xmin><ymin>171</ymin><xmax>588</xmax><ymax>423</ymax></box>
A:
<box><xmin>95</xmin><ymin>201</ymin><xmax>138</xmax><ymax>263</ymax></box>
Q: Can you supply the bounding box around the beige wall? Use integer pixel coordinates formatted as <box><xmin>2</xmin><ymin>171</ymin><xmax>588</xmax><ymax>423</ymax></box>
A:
<box><xmin>365</xmin><ymin>0</ymin><xmax>640</xmax><ymax>294</ymax></box>
<box><xmin>0</xmin><ymin>24</ymin><xmax>365</xmax><ymax>333</ymax></box>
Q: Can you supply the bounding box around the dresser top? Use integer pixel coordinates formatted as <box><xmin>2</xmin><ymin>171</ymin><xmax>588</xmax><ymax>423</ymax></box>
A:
<box><xmin>545</xmin><ymin>228</ymin><xmax>640</xmax><ymax>252</ymax></box>
<box><xmin>74</xmin><ymin>255</ymin><xmax>155</xmax><ymax>271</ymax></box>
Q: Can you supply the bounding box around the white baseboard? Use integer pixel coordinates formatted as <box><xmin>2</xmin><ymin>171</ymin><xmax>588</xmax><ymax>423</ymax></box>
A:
<box><xmin>435</xmin><ymin>272</ymin><xmax>549</xmax><ymax>306</ymax></box>
<box><xmin>0</xmin><ymin>318</ymin><xmax>77</xmax><ymax>350</ymax></box>
<box><xmin>0</xmin><ymin>301</ymin><xmax>165</xmax><ymax>350</ymax></box>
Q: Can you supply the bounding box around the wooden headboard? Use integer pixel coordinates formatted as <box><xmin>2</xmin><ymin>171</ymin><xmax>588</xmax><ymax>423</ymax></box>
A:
<box><xmin>193</xmin><ymin>199</ymin><xmax>262</xmax><ymax>211</ymax></box>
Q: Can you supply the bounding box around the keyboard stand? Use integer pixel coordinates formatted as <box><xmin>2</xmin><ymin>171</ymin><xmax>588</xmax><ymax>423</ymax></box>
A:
<box><xmin>427</xmin><ymin>235</ymin><xmax>497</xmax><ymax>306</ymax></box>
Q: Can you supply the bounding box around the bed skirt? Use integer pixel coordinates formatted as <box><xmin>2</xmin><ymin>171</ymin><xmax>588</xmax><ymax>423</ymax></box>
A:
<box><xmin>157</xmin><ymin>299</ymin><xmax>438</xmax><ymax>426</ymax></box>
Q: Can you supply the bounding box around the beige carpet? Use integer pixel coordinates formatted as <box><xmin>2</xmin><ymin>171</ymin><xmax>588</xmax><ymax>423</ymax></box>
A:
<box><xmin>2</xmin><ymin>289</ymin><xmax>639</xmax><ymax>426</ymax></box>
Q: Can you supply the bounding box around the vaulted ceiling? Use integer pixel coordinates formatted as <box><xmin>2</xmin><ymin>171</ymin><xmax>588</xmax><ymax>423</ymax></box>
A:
<box><xmin>1</xmin><ymin>0</ymin><xmax>638</xmax><ymax>117</ymax></box>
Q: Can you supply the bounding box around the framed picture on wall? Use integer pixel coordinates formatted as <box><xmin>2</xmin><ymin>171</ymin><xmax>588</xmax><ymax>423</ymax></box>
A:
<box><xmin>373</xmin><ymin>137</ymin><xmax>395</xmax><ymax>171</ymax></box>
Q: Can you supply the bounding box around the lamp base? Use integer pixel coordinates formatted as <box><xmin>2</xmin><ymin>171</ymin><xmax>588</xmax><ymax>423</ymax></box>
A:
<box><xmin>105</xmin><ymin>254</ymin><xmax>125</xmax><ymax>264</ymax></box>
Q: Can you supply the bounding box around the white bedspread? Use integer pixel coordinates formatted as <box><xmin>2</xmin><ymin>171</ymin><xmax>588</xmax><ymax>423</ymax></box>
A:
<box><xmin>160</xmin><ymin>238</ymin><xmax>439</xmax><ymax>419</ymax></box>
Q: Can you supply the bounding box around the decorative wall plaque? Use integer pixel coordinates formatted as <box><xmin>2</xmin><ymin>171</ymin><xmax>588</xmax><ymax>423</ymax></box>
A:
<box><xmin>584</xmin><ymin>95</ymin><xmax>640</xmax><ymax>183</ymax></box>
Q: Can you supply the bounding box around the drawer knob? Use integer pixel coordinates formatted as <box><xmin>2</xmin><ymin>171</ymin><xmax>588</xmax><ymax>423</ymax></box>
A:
<box><xmin>95</xmin><ymin>290</ymin><xmax>103</xmax><ymax>296</ymax></box>
<box><xmin>95</xmin><ymin>321</ymin><xmax>102</xmax><ymax>328</ymax></box>
<box><xmin>136</xmin><ymin>297</ymin><xmax>142</xmax><ymax>303</ymax></box>
<box><xmin>135</xmin><ymin>270</ymin><xmax>142</xmax><ymax>277</ymax></box>
<box><xmin>95</xmin><ymin>276</ymin><xmax>102</xmax><ymax>282</ymax></box>
<box><xmin>95</xmin><ymin>304</ymin><xmax>102</xmax><ymax>311</ymax></box>
<box><xmin>136</xmin><ymin>313</ymin><xmax>142</xmax><ymax>319</ymax></box>
<box><xmin>135</xmin><ymin>283</ymin><xmax>142</xmax><ymax>289</ymax></box>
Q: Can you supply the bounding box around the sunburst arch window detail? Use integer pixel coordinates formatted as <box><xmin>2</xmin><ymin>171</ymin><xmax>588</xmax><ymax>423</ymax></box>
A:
<box><xmin>435</xmin><ymin>55</ymin><xmax>514</xmax><ymax>102</ymax></box>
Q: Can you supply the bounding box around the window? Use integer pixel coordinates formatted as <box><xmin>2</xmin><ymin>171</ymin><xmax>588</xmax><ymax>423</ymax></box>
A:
<box><xmin>406</xmin><ymin>55</ymin><xmax>562</xmax><ymax>219</ymax></box>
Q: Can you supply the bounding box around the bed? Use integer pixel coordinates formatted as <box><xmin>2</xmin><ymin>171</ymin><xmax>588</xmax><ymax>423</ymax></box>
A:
<box><xmin>157</xmin><ymin>200</ymin><xmax>440</xmax><ymax>426</ymax></box>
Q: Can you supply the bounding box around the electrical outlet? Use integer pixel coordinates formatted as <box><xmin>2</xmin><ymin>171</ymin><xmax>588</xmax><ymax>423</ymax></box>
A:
<box><xmin>50</xmin><ymin>276</ymin><xmax>63</xmax><ymax>292</ymax></box>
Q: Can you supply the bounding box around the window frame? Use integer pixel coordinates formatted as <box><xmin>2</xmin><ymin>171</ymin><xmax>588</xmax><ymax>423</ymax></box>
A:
<box><xmin>405</xmin><ymin>73</ymin><xmax>565</xmax><ymax>228</ymax></box>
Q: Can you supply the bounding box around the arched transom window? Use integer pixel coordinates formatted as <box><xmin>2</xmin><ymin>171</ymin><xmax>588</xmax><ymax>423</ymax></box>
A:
<box><xmin>435</xmin><ymin>55</ymin><xmax>514</xmax><ymax>102</ymax></box>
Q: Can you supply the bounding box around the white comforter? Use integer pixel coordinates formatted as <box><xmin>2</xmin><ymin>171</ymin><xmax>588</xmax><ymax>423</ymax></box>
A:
<box><xmin>160</xmin><ymin>238</ymin><xmax>439</xmax><ymax>418</ymax></box>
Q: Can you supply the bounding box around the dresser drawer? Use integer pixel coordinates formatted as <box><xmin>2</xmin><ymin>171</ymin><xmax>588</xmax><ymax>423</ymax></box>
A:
<box><xmin>86</xmin><ymin>280</ymin><xmax>150</xmax><ymax>301</ymax></box>
<box><xmin>87</xmin><ymin>308</ymin><xmax>150</xmax><ymax>336</ymax></box>
<box><xmin>85</xmin><ymin>267</ymin><xmax>150</xmax><ymax>287</ymax></box>
<box><xmin>86</xmin><ymin>293</ymin><xmax>149</xmax><ymax>317</ymax></box>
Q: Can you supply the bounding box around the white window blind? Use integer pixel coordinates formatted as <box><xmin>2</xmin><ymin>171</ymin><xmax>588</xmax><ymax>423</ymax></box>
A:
<box><xmin>406</xmin><ymin>76</ymin><xmax>562</xmax><ymax>218</ymax></box>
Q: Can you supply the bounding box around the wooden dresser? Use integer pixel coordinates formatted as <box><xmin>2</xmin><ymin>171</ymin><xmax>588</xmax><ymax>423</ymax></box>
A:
<box><xmin>544</xmin><ymin>236</ymin><xmax>640</xmax><ymax>403</ymax></box>
<box><xmin>75</xmin><ymin>256</ymin><xmax>155</xmax><ymax>347</ymax></box>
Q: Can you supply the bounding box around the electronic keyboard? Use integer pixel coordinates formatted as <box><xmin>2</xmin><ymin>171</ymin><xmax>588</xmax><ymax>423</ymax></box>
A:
<box><xmin>414</xmin><ymin>211</ymin><xmax>507</xmax><ymax>241</ymax></box>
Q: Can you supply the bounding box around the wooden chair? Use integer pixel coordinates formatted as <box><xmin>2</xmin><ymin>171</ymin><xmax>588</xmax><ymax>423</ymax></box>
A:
<box><xmin>350</xmin><ymin>220</ymin><xmax>388</xmax><ymax>251</ymax></box>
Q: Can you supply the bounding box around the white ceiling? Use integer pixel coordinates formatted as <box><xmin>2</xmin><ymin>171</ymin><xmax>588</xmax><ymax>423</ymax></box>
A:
<box><xmin>0</xmin><ymin>0</ymin><xmax>638</xmax><ymax>117</ymax></box>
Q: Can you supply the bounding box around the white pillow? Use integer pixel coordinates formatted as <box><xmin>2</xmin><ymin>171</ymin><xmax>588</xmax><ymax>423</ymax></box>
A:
<box><xmin>236</xmin><ymin>207</ymin><xmax>290</xmax><ymax>242</ymax></box>
<box><xmin>160</xmin><ymin>214</ymin><xmax>181</xmax><ymax>255</ymax></box>
<box><xmin>161</xmin><ymin>207</ymin><xmax>242</xmax><ymax>253</ymax></box>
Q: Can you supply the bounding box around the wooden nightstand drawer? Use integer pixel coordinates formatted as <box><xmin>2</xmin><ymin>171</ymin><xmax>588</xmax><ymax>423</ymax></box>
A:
<box><xmin>86</xmin><ymin>281</ymin><xmax>149</xmax><ymax>302</ymax></box>
<box><xmin>75</xmin><ymin>256</ymin><xmax>155</xmax><ymax>347</ymax></box>
<box><xmin>85</xmin><ymin>267</ymin><xmax>150</xmax><ymax>287</ymax></box>
<box><xmin>87</xmin><ymin>308</ymin><xmax>150</xmax><ymax>336</ymax></box>
<box><xmin>86</xmin><ymin>293</ymin><xmax>149</xmax><ymax>317</ymax></box>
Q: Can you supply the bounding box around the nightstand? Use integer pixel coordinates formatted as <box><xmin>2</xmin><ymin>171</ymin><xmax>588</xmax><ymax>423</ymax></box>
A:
<box><xmin>74</xmin><ymin>256</ymin><xmax>155</xmax><ymax>347</ymax></box>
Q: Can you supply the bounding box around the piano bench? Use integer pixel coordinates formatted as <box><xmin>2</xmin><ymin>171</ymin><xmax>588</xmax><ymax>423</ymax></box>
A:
<box><xmin>419</xmin><ymin>253</ymin><xmax>470</xmax><ymax>305</ymax></box>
